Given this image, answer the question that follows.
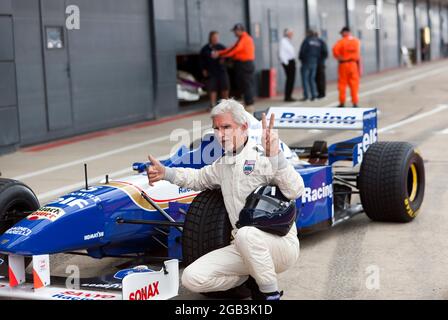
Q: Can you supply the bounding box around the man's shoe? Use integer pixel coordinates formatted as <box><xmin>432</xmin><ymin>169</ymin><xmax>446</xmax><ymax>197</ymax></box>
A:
<box><xmin>352</xmin><ymin>104</ymin><xmax>359</xmax><ymax>108</ymax></box>
<box><xmin>284</xmin><ymin>97</ymin><xmax>297</xmax><ymax>102</ymax></box>
<box><xmin>299</xmin><ymin>97</ymin><xmax>308</xmax><ymax>102</ymax></box>
<box><xmin>244</xmin><ymin>276</ymin><xmax>284</xmax><ymax>300</ymax></box>
<box><xmin>263</xmin><ymin>291</ymin><xmax>284</xmax><ymax>300</ymax></box>
<box><xmin>337</xmin><ymin>104</ymin><xmax>345</xmax><ymax>108</ymax></box>
<box><xmin>201</xmin><ymin>281</ymin><xmax>252</xmax><ymax>300</ymax></box>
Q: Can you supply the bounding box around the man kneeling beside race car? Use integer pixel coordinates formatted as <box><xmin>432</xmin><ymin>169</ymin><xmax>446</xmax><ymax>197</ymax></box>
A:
<box><xmin>146</xmin><ymin>99</ymin><xmax>304</xmax><ymax>300</ymax></box>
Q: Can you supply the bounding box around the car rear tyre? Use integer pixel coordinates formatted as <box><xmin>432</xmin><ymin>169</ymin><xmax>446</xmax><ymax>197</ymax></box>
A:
<box><xmin>358</xmin><ymin>142</ymin><xmax>425</xmax><ymax>222</ymax></box>
<box><xmin>182</xmin><ymin>190</ymin><xmax>251</xmax><ymax>299</ymax></box>
<box><xmin>182</xmin><ymin>189</ymin><xmax>231</xmax><ymax>266</ymax></box>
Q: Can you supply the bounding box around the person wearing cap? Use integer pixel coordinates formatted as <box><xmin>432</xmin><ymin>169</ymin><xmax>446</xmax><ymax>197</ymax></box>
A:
<box><xmin>212</xmin><ymin>24</ymin><xmax>256</xmax><ymax>114</ymax></box>
<box><xmin>279</xmin><ymin>28</ymin><xmax>297</xmax><ymax>102</ymax></box>
<box><xmin>332</xmin><ymin>26</ymin><xmax>361</xmax><ymax>108</ymax></box>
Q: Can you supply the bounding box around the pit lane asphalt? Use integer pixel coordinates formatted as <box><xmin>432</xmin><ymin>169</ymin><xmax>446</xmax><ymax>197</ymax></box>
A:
<box><xmin>1</xmin><ymin>59</ymin><xmax>448</xmax><ymax>299</ymax></box>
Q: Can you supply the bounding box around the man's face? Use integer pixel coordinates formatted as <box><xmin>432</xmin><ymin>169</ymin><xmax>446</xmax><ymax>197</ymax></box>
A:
<box><xmin>212</xmin><ymin>112</ymin><xmax>248</xmax><ymax>152</ymax></box>
<box><xmin>287</xmin><ymin>31</ymin><xmax>293</xmax><ymax>39</ymax></box>
<box><xmin>341</xmin><ymin>31</ymin><xmax>350</xmax><ymax>37</ymax></box>
<box><xmin>234</xmin><ymin>29</ymin><xmax>243</xmax><ymax>37</ymax></box>
<box><xmin>211</xmin><ymin>33</ymin><xmax>219</xmax><ymax>45</ymax></box>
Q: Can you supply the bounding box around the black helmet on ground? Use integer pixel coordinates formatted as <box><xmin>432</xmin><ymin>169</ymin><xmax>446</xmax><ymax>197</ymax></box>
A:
<box><xmin>236</xmin><ymin>185</ymin><xmax>297</xmax><ymax>236</ymax></box>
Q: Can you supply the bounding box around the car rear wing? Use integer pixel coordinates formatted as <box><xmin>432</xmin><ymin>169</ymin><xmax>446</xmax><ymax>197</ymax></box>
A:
<box><xmin>256</xmin><ymin>107</ymin><xmax>378</xmax><ymax>166</ymax></box>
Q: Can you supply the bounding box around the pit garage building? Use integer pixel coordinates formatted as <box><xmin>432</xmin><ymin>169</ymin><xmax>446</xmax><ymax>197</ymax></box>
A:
<box><xmin>1</xmin><ymin>0</ymin><xmax>448</xmax><ymax>154</ymax></box>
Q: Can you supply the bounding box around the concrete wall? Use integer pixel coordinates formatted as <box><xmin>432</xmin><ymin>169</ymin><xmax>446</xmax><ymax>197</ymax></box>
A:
<box><xmin>248</xmin><ymin>0</ymin><xmax>306</xmax><ymax>92</ymax></box>
<box><xmin>400</xmin><ymin>0</ymin><xmax>417</xmax><ymax>51</ymax></box>
<box><xmin>430</xmin><ymin>0</ymin><xmax>441</xmax><ymax>59</ymax></box>
<box><xmin>442</xmin><ymin>5</ymin><xmax>448</xmax><ymax>56</ymax></box>
<box><xmin>5</xmin><ymin>0</ymin><xmax>153</xmax><ymax>149</ymax></box>
<box><xmin>380</xmin><ymin>0</ymin><xmax>400</xmax><ymax>70</ymax></box>
<box><xmin>1</xmin><ymin>0</ymin><xmax>448</xmax><ymax>154</ymax></box>
<box><xmin>0</xmin><ymin>0</ymin><xmax>20</xmax><ymax>154</ymax></box>
<box><xmin>352</xmin><ymin>0</ymin><xmax>379</xmax><ymax>74</ymax></box>
<box><xmin>152</xmin><ymin>0</ymin><xmax>246</xmax><ymax>117</ymax></box>
<box><xmin>312</xmin><ymin>0</ymin><xmax>347</xmax><ymax>81</ymax></box>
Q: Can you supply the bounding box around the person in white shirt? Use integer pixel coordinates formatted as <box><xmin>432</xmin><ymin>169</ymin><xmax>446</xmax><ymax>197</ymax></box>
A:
<box><xmin>279</xmin><ymin>28</ymin><xmax>297</xmax><ymax>102</ymax></box>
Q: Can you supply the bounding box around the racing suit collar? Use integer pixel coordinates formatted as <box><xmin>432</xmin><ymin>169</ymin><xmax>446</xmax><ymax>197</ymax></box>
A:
<box><xmin>224</xmin><ymin>136</ymin><xmax>249</xmax><ymax>157</ymax></box>
<box><xmin>222</xmin><ymin>138</ymin><xmax>257</xmax><ymax>164</ymax></box>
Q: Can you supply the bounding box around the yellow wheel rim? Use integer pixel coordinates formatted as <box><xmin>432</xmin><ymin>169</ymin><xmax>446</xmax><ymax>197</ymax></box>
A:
<box><xmin>409</xmin><ymin>164</ymin><xmax>418</xmax><ymax>202</ymax></box>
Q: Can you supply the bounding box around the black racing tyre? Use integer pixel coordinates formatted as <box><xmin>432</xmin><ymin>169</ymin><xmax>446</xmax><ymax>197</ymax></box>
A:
<box><xmin>182</xmin><ymin>190</ymin><xmax>251</xmax><ymax>299</ymax></box>
<box><xmin>0</xmin><ymin>178</ymin><xmax>39</xmax><ymax>234</ymax></box>
<box><xmin>358</xmin><ymin>142</ymin><xmax>425</xmax><ymax>222</ymax></box>
<box><xmin>182</xmin><ymin>189</ymin><xmax>231</xmax><ymax>266</ymax></box>
<box><xmin>0</xmin><ymin>178</ymin><xmax>40</xmax><ymax>234</ymax></box>
<box><xmin>0</xmin><ymin>178</ymin><xmax>38</xmax><ymax>268</ymax></box>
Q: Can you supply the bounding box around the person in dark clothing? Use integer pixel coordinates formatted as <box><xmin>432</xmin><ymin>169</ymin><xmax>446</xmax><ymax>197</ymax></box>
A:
<box><xmin>298</xmin><ymin>30</ymin><xmax>323</xmax><ymax>101</ymax></box>
<box><xmin>279</xmin><ymin>28</ymin><xmax>297</xmax><ymax>102</ymax></box>
<box><xmin>200</xmin><ymin>31</ymin><xmax>230</xmax><ymax>109</ymax></box>
<box><xmin>213</xmin><ymin>23</ymin><xmax>256</xmax><ymax>114</ymax></box>
<box><xmin>315</xmin><ymin>31</ymin><xmax>328</xmax><ymax>99</ymax></box>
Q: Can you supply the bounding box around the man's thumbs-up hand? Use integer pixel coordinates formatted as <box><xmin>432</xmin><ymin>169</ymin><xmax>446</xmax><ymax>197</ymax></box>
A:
<box><xmin>146</xmin><ymin>154</ymin><xmax>166</xmax><ymax>186</ymax></box>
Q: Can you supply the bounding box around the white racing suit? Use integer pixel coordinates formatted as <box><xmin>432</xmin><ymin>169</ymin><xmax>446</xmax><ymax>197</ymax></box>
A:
<box><xmin>164</xmin><ymin>139</ymin><xmax>304</xmax><ymax>293</ymax></box>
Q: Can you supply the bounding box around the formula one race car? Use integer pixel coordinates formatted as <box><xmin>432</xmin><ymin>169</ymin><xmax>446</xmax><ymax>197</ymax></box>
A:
<box><xmin>0</xmin><ymin>107</ymin><xmax>425</xmax><ymax>300</ymax></box>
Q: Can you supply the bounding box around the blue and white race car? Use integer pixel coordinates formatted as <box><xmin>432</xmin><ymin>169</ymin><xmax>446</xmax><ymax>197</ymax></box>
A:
<box><xmin>0</xmin><ymin>107</ymin><xmax>425</xmax><ymax>300</ymax></box>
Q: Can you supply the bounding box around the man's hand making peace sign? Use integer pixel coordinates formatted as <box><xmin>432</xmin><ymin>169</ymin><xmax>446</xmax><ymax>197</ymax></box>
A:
<box><xmin>261</xmin><ymin>113</ymin><xmax>280</xmax><ymax>157</ymax></box>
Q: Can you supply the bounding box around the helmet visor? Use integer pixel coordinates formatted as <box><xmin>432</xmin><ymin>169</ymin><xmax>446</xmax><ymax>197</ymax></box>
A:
<box><xmin>246</xmin><ymin>194</ymin><xmax>284</xmax><ymax>218</ymax></box>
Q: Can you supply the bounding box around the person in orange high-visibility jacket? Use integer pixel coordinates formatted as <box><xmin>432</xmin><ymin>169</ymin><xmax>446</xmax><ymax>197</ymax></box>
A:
<box><xmin>332</xmin><ymin>26</ymin><xmax>361</xmax><ymax>108</ymax></box>
<box><xmin>213</xmin><ymin>23</ymin><xmax>256</xmax><ymax>113</ymax></box>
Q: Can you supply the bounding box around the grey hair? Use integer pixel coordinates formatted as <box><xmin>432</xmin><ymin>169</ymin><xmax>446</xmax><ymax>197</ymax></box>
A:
<box><xmin>210</xmin><ymin>99</ymin><xmax>249</xmax><ymax>126</ymax></box>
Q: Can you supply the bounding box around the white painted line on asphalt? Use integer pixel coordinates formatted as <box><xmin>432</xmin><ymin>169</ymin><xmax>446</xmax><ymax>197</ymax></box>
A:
<box><xmin>13</xmin><ymin>125</ymin><xmax>211</xmax><ymax>181</ymax></box>
<box><xmin>277</xmin><ymin>63</ymin><xmax>448</xmax><ymax>109</ymax></box>
<box><xmin>37</xmin><ymin>154</ymin><xmax>170</xmax><ymax>202</ymax></box>
<box><xmin>439</xmin><ymin>128</ymin><xmax>448</xmax><ymax>134</ymax></box>
<box><xmin>36</xmin><ymin>107</ymin><xmax>448</xmax><ymax>202</ymax></box>
<box><xmin>379</xmin><ymin>105</ymin><xmax>448</xmax><ymax>133</ymax></box>
<box><xmin>37</xmin><ymin>168</ymin><xmax>132</xmax><ymax>202</ymax></box>
<box><xmin>37</xmin><ymin>104</ymin><xmax>448</xmax><ymax>202</ymax></box>
<box><xmin>16</xmin><ymin>62</ymin><xmax>448</xmax><ymax>183</ymax></box>
<box><xmin>319</xmin><ymin>65</ymin><xmax>448</xmax><ymax>108</ymax></box>
<box><xmin>290</xmin><ymin>62</ymin><xmax>440</xmax><ymax>103</ymax></box>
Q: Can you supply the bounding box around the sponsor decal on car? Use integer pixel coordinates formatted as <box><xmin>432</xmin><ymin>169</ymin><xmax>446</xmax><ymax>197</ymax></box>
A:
<box><xmin>52</xmin><ymin>290</ymin><xmax>117</xmax><ymax>300</ymax></box>
<box><xmin>363</xmin><ymin>110</ymin><xmax>377</xmax><ymax>120</ymax></box>
<box><xmin>83</xmin><ymin>231</ymin><xmax>104</xmax><ymax>241</ymax></box>
<box><xmin>81</xmin><ymin>283</ymin><xmax>122</xmax><ymax>290</ymax></box>
<box><xmin>178</xmin><ymin>187</ymin><xmax>192</xmax><ymax>194</ymax></box>
<box><xmin>302</xmin><ymin>183</ymin><xmax>333</xmax><ymax>203</ymax></box>
<box><xmin>356</xmin><ymin>128</ymin><xmax>378</xmax><ymax>163</ymax></box>
<box><xmin>27</xmin><ymin>206</ymin><xmax>66</xmax><ymax>222</ymax></box>
<box><xmin>4</xmin><ymin>226</ymin><xmax>32</xmax><ymax>237</ymax></box>
<box><xmin>128</xmin><ymin>281</ymin><xmax>160</xmax><ymax>300</ymax></box>
<box><xmin>279</xmin><ymin>112</ymin><xmax>357</xmax><ymax>125</ymax></box>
